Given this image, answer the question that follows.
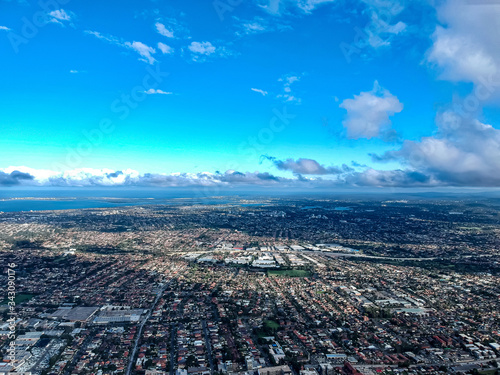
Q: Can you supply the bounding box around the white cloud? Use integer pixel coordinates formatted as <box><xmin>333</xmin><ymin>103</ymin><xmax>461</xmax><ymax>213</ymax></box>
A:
<box><xmin>0</xmin><ymin>26</ymin><xmax>11</xmax><ymax>31</ymax></box>
<box><xmin>69</xmin><ymin>70</ymin><xmax>79</xmax><ymax>74</ymax></box>
<box><xmin>124</xmin><ymin>41</ymin><xmax>156</xmax><ymax>65</ymax></box>
<box><xmin>238</xmin><ymin>22</ymin><xmax>266</xmax><ymax>35</ymax></box>
<box><xmin>242</xmin><ymin>22</ymin><xmax>266</xmax><ymax>33</ymax></box>
<box><xmin>367</xmin><ymin>20</ymin><xmax>407</xmax><ymax>48</ymax></box>
<box><xmin>0</xmin><ymin>167</ymin><xmax>289</xmax><ymax>187</ymax></box>
<box><xmin>357</xmin><ymin>0</ymin><xmax>407</xmax><ymax>49</ymax></box>
<box><xmin>277</xmin><ymin>74</ymin><xmax>302</xmax><ymax>103</ymax></box>
<box><xmin>426</xmin><ymin>0</ymin><xmax>500</xmax><ymax>85</ymax></box>
<box><xmin>234</xmin><ymin>16</ymin><xmax>291</xmax><ymax>37</ymax></box>
<box><xmin>144</xmin><ymin>89</ymin><xmax>172</xmax><ymax>95</ymax></box>
<box><xmin>0</xmin><ymin>167</ymin><xmax>142</xmax><ymax>186</ymax></box>
<box><xmin>258</xmin><ymin>0</ymin><xmax>335</xmax><ymax>15</ymax></box>
<box><xmin>158</xmin><ymin>42</ymin><xmax>173</xmax><ymax>54</ymax></box>
<box><xmin>6</xmin><ymin>132</ymin><xmax>500</xmax><ymax>188</ymax></box>
<box><xmin>378</xmin><ymin>111</ymin><xmax>500</xmax><ymax>186</ymax></box>
<box><xmin>0</xmin><ymin>165</ymin><xmax>440</xmax><ymax>188</ymax></box>
<box><xmin>84</xmin><ymin>30</ymin><xmax>121</xmax><ymax>44</ymax></box>
<box><xmin>295</xmin><ymin>0</ymin><xmax>336</xmax><ymax>13</ymax></box>
<box><xmin>343</xmin><ymin>168</ymin><xmax>435</xmax><ymax>187</ymax></box>
<box><xmin>49</xmin><ymin>9</ymin><xmax>71</xmax><ymax>21</ymax></box>
<box><xmin>48</xmin><ymin>9</ymin><xmax>74</xmax><ymax>25</ymax></box>
<box><xmin>155</xmin><ymin>22</ymin><xmax>174</xmax><ymax>38</ymax></box>
<box><xmin>281</xmin><ymin>95</ymin><xmax>299</xmax><ymax>103</ymax></box>
<box><xmin>258</xmin><ymin>0</ymin><xmax>281</xmax><ymax>15</ymax></box>
<box><xmin>264</xmin><ymin>156</ymin><xmax>346</xmax><ymax>175</ymax></box>
<box><xmin>188</xmin><ymin>41</ymin><xmax>216</xmax><ymax>55</ymax></box>
<box><xmin>283</xmin><ymin>76</ymin><xmax>299</xmax><ymax>85</ymax></box>
<box><xmin>187</xmin><ymin>41</ymin><xmax>231</xmax><ymax>62</ymax></box>
<box><xmin>251</xmin><ymin>88</ymin><xmax>268</xmax><ymax>96</ymax></box>
<box><xmin>85</xmin><ymin>30</ymin><xmax>157</xmax><ymax>65</ymax></box>
<box><xmin>340</xmin><ymin>81</ymin><xmax>403</xmax><ymax>140</ymax></box>
<box><xmin>154</xmin><ymin>17</ymin><xmax>190</xmax><ymax>39</ymax></box>
<box><xmin>2</xmin><ymin>166</ymin><xmax>60</xmax><ymax>182</ymax></box>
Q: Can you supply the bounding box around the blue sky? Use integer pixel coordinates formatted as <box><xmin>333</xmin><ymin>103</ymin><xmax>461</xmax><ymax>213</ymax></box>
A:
<box><xmin>1</xmin><ymin>0</ymin><xmax>500</xmax><ymax>188</ymax></box>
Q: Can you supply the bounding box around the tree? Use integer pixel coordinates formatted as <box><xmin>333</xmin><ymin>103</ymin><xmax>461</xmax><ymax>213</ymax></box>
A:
<box><xmin>187</xmin><ymin>354</ymin><xmax>198</xmax><ymax>367</ymax></box>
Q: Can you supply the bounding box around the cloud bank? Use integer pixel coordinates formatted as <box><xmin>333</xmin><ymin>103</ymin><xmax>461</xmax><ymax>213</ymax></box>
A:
<box><xmin>6</xmin><ymin>103</ymin><xmax>500</xmax><ymax>190</ymax></box>
<box><xmin>375</xmin><ymin>111</ymin><xmax>500</xmax><ymax>187</ymax></box>
<box><xmin>262</xmin><ymin>156</ymin><xmax>347</xmax><ymax>175</ymax></box>
<box><xmin>0</xmin><ymin>170</ymin><xmax>34</xmax><ymax>186</ymax></box>
<box><xmin>5</xmin><ymin>122</ymin><xmax>500</xmax><ymax>191</ymax></box>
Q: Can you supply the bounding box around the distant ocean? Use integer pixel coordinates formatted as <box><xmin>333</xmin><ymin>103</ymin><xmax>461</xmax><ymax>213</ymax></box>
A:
<box><xmin>0</xmin><ymin>188</ymin><xmax>247</xmax><ymax>213</ymax></box>
<box><xmin>1</xmin><ymin>187</ymin><xmax>498</xmax><ymax>213</ymax></box>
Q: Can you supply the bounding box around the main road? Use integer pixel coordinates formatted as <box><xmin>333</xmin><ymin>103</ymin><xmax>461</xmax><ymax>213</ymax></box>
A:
<box><xmin>202</xmin><ymin>319</ymin><xmax>215</xmax><ymax>374</ymax></box>
<box><xmin>125</xmin><ymin>282</ymin><xmax>170</xmax><ymax>375</ymax></box>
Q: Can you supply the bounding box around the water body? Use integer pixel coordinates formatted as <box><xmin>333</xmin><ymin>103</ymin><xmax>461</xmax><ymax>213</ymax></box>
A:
<box><xmin>0</xmin><ymin>199</ymin><xmax>161</xmax><ymax>212</ymax></box>
<box><xmin>0</xmin><ymin>188</ymin><xmax>240</xmax><ymax>212</ymax></box>
<box><xmin>0</xmin><ymin>187</ymin><xmax>352</xmax><ymax>212</ymax></box>
<box><xmin>1</xmin><ymin>187</ymin><xmax>499</xmax><ymax>212</ymax></box>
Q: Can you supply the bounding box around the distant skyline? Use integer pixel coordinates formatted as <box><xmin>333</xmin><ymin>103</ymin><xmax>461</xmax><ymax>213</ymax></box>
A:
<box><xmin>1</xmin><ymin>0</ymin><xmax>500</xmax><ymax>188</ymax></box>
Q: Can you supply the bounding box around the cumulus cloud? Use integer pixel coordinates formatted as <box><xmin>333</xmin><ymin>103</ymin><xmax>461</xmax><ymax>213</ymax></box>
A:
<box><xmin>187</xmin><ymin>41</ymin><xmax>231</xmax><ymax>62</ymax></box>
<box><xmin>48</xmin><ymin>9</ymin><xmax>74</xmax><ymax>26</ymax></box>
<box><xmin>158</xmin><ymin>42</ymin><xmax>173</xmax><ymax>54</ymax></box>
<box><xmin>375</xmin><ymin>111</ymin><xmax>500</xmax><ymax>186</ymax></box>
<box><xmin>155</xmin><ymin>22</ymin><xmax>174</xmax><ymax>38</ymax></box>
<box><xmin>124</xmin><ymin>41</ymin><xmax>156</xmax><ymax>64</ymax></box>
<box><xmin>427</xmin><ymin>0</ymin><xmax>500</xmax><ymax>85</ymax></box>
<box><xmin>0</xmin><ymin>26</ymin><xmax>11</xmax><ymax>31</ymax></box>
<box><xmin>340</xmin><ymin>81</ymin><xmax>403</xmax><ymax>140</ymax></box>
<box><xmin>251</xmin><ymin>88</ymin><xmax>268</xmax><ymax>96</ymax></box>
<box><xmin>0</xmin><ymin>170</ymin><xmax>34</xmax><ymax>186</ymax></box>
<box><xmin>188</xmin><ymin>41</ymin><xmax>216</xmax><ymax>55</ymax></box>
<box><xmin>49</xmin><ymin>9</ymin><xmax>71</xmax><ymax>21</ymax></box>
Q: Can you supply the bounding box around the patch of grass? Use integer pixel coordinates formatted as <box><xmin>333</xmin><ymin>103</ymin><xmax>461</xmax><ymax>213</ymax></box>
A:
<box><xmin>268</xmin><ymin>269</ymin><xmax>311</xmax><ymax>278</ymax></box>
<box><xmin>53</xmin><ymin>256</ymin><xmax>67</xmax><ymax>263</ymax></box>
<box><xmin>478</xmin><ymin>370</ymin><xmax>497</xmax><ymax>375</ymax></box>
<box><xmin>1</xmin><ymin>293</ymin><xmax>35</xmax><ymax>305</ymax></box>
<box><xmin>264</xmin><ymin>320</ymin><xmax>280</xmax><ymax>330</ymax></box>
